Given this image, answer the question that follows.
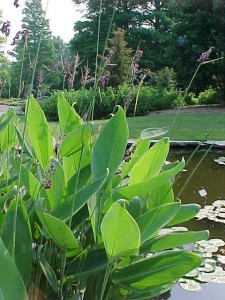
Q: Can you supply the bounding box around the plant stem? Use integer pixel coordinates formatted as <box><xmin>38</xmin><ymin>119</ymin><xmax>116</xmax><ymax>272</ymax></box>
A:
<box><xmin>59</xmin><ymin>144</ymin><xmax>84</xmax><ymax>298</ymax></box>
<box><xmin>99</xmin><ymin>264</ymin><xmax>112</xmax><ymax>300</ymax></box>
<box><xmin>59</xmin><ymin>250</ymin><xmax>67</xmax><ymax>300</ymax></box>
<box><xmin>169</xmin><ymin>56</ymin><xmax>223</xmax><ymax>136</ymax></box>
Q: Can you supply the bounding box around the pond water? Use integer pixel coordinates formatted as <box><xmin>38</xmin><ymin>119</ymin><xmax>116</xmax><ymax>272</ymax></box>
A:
<box><xmin>165</xmin><ymin>148</ymin><xmax>225</xmax><ymax>300</ymax></box>
<box><xmin>170</xmin><ymin>148</ymin><xmax>225</xmax><ymax>239</ymax></box>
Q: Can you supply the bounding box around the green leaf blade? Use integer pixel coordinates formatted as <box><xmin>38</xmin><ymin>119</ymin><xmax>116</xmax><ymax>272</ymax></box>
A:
<box><xmin>36</xmin><ymin>204</ymin><xmax>80</xmax><ymax>251</ymax></box>
<box><xmin>1</xmin><ymin>200</ymin><xmax>32</xmax><ymax>287</ymax></box>
<box><xmin>59</xmin><ymin>123</ymin><xmax>92</xmax><ymax>157</ymax></box>
<box><xmin>137</xmin><ymin>202</ymin><xmax>181</xmax><ymax>244</ymax></box>
<box><xmin>26</xmin><ymin>95</ymin><xmax>53</xmax><ymax>171</ymax></box>
<box><xmin>0</xmin><ymin>238</ymin><xmax>28</xmax><ymax>300</ymax></box>
<box><xmin>141</xmin><ymin>230</ymin><xmax>209</xmax><ymax>253</ymax></box>
<box><xmin>58</xmin><ymin>94</ymin><xmax>83</xmax><ymax>134</ymax></box>
<box><xmin>92</xmin><ymin>106</ymin><xmax>128</xmax><ymax>181</ymax></box>
<box><xmin>129</xmin><ymin>137</ymin><xmax>170</xmax><ymax>185</ymax></box>
<box><xmin>112</xmin><ymin>250</ymin><xmax>202</xmax><ymax>290</ymax></box>
<box><xmin>168</xmin><ymin>203</ymin><xmax>201</xmax><ymax>226</ymax></box>
<box><xmin>101</xmin><ymin>201</ymin><xmax>140</xmax><ymax>262</ymax></box>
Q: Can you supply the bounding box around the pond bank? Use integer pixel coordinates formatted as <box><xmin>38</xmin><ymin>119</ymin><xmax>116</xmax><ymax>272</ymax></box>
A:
<box><xmin>128</xmin><ymin>139</ymin><xmax>225</xmax><ymax>149</ymax></box>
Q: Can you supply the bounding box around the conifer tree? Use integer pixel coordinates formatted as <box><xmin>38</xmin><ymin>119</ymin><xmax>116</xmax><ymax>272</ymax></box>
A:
<box><xmin>107</xmin><ymin>28</ymin><xmax>132</xmax><ymax>86</ymax></box>
<box><xmin>11</xmin><ymin>0</ymin><xmax>56</xmax><ymax>97</ymax></box>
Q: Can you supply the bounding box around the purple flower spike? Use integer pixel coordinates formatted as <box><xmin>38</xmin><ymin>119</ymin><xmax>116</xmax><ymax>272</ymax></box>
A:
<box><xmin>37</xmin><ymin>70</ymin><xmax>44</xmax><ymax>84</ymax></box>
<box><xmin>13</xmin><ymin>0</ymin><xmax>19</xmax><ymax>8</ymax></box>
<box><xmin>197</xmin><ymin>47</ymin><xmax>213</xmax><ymax>63</ymax></box>
<box><xmin>1</xmin><ymin>21</ymin><xmax>11</xmax><ymax>37</ymax></box>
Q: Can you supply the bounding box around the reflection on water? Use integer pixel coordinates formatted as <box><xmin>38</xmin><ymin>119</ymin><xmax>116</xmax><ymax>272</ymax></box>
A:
<box><xmin>163</xmin><ymin>149</ymin><xmax>225</xmax><ymax>300</ymax></box>
<box><xmin>170</xmin><ymin>283</ymin><xmax>225</xmax><ymax>300</ymax></box>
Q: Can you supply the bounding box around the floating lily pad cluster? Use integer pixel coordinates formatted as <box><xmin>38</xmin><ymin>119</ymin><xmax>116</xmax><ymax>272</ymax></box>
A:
<box><xmin>158</xmin><ymin>227</ymin><xmax>225</xmax><ymax>292</ymax></box>
<box><xmin>196</xmin><ymin>200</ymin><xmax>225</xmax><ymax>224</ymax></box>
<box><xmin>214</xmin><ymin>157</ymin><xmax>225</xmax><ymax>165</ymax></box>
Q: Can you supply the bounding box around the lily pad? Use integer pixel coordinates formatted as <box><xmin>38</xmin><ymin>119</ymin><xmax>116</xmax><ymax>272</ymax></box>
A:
<box><xmin>217</xmin><ymin>255</ymin><xmax>225</xmax><ymax>265</ymax></box>
<box><xmin>214</xmin><ymin>157</ymin><xmax>225</xmax><ymax>165</ymax></box>
<box><xmin>197</xmin><ymin>272</ymin><xmax>214</xmax><ymax>283</ymax></box>
<box><xmin>196</xmin><ymin>201</ymin><xmax>225</xmax><ymax>224</ymax></box>
<box><xmin>179</xmin><ymin>279</ymin><xmax>202</xmax><ymax>291</ymax></box>
<box><xmin>185</xmin><ymin>269</ymin><xmax>199</xmax><ymax>277</ymax></box>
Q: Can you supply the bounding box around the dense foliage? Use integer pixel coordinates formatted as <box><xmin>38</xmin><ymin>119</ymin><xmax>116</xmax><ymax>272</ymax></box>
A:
<box><xmin>0</xmin><ymin>96</ymin><xmax>208</xmax><ymax>299</ymax></box>
<box><xmin>71</xmin><ymin>0</ymin><xmax>225</xmax><ymax>94</ymax></box>
<box><xmin>41</xmin><ymin>84</ymin><xmax>221</xmax><ymax>120</ymax></box>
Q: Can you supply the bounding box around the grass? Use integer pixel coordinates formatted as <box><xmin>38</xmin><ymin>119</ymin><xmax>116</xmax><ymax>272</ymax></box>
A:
<box><xmin>94</xmin><ymin>112</ymin><xmax>225</xmax><ymax>141</ymax></box>
<box><xmin>17</xmin><ymin>111</ymin><xmax>225</xmax><ymax>141</ymax></box>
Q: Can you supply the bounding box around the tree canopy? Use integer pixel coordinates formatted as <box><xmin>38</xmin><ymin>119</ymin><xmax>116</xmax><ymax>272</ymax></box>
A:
<box><xmin>10</xmin><ymin>0</ymin><xmax>56</xmax><ymax>97</ymax></box>
<box><xmin>70</xmin><ymin>0</ymin><xmax>225</xmax><ymax>94</ymax></box>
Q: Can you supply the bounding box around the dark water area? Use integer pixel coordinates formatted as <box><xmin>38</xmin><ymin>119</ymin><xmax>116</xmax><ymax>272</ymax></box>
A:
<box><xmin>169</xmin><ymin>149</ymin><xmax>225</xmax><ymax>240</ymax></box>
<box><xmin>165</xmin><ymin>148</ymin><xmax>225</xmax><ymax>300</ymax></box>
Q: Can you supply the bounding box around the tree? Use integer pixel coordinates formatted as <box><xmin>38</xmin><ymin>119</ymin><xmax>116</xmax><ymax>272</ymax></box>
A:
<box><xmin>171</xmin><ymin>0</ymin><xmax>225</xmax><ymax>94</ymax></box>
<box><xmin>107</xmin><ymin>28</ymin><xmax>132</xmax><ymax>86</ymax></box>
<box><xmin>70</xmin><ymin>1</ymin><xmax>177</xmax><ymax>81</ymax></box>
<box><xmin>0</xmin><ymin>10</ymin><xmax>10</xmax><ymax>98</ymax></box>
<box><xmin>11</xmin><ymin>0</ymin><xmax>56</xmax><ymax>98</ymax></box>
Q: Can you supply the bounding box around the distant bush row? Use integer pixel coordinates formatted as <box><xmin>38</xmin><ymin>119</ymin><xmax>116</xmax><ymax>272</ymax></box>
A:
<box><xmin>40</xmin><ymin>85</ymin><xmax>222</xmax><ymax>120</ymax></box>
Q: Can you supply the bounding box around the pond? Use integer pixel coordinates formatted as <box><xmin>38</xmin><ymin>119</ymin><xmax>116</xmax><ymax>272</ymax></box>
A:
<box><xmin>170</xmin><ymin>149</ymin><xmax>225</xmax><ymax>239</ymax></box>
<box><xmin>164</xmin><ymin>148</ymin><xmax>225</xmax><ymax>300</ymax></box>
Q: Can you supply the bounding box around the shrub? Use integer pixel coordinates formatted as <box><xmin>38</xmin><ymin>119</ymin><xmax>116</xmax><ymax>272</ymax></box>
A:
<box><xmin>41</xmin><ymin>84</ymin><xmax>181</xmax><ymax>120</ymax></box>
<box><xmin>198</xmin><ymin>87</ymin><xmax>219</xmax><ymax>104</ymax></box>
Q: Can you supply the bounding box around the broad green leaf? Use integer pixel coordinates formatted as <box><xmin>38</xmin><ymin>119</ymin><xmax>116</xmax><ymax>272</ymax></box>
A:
<box><xmin>58</xmin><ymin>94</ymin><xmax>83</xmax><ymax>134</ymax></box>
<box><xmin>129</xmin><ymin>138</ymin><xmax>170</xmax><ymax>185</ymax></box>
<box><xmin>0</xmin><ymin>108</ymin><xmax>16</xmax><ymax>151</ymax></box>
<box><xmin>140</xmin><ymin>230</ymin><xmax>209</xmax><ymax>253</ymax></box>
<box><xmin>92</xmin><ymin>106</ymin><xmax>128</xmax><ymax>181</ymax></box>
<box><xmin>137</xmin><ymin>202</ymin><xmax>181</xmax><ymax>243</ymax></box>
<box><xmin>0</xmin><ymin>189</ymin><xmax>17</xmax><ymax>210</ymax></box>
<box><xmin>15</xmin><ymin>126</ymin><xmax>34</xmax><ymax>158</ymax></box>
<box><xmin>43</xmin><ymin>159</ymin><xmax>67</xmax><ymax>210</ymax></box>
<box><xmin>126</xmin><ymin>282</ymin><xmax>175</xmax><ymax>299</ymax></box>
<box><xmin>1</xmin><ymin>200</ymin><xmax>32</xmax><ymax>287</ymax></box>
<box><xmin>0</xmin><ymin>175</ymin><xmax>17</xmax><ymax>190</ymax></box>
<box><xmin>121</xmin><ymin>138</ymin><xmax>150</xmax><ymax>178</ymax></box>
<box><xmin>63</xmin><ymin>147</ymin><xmax>91</xmax><ymax>182</ymax></box>
<box><xmin>26</xmin><ymin>95</ymin><xmax>53</xmax><ymax>171</ymax></box>
<box><xmin>167</xmin><ymin>203</ymin><xmax>201</xmax><ymax>226</ymax></box>
<box><xmin>127</xmin><ymin>197</ymin><xmax>142</xmax><ymax>219</ymax></box>
<box><xmin>67</xmin><ymin>164</ymin><xmax>92</xmax><ymax>194</ymax></box>
<box><xmin>112</xmin><ymin>160</ymin><xmax>184</xmax><ymax>201</ymax></box>
<box><xmin>36</xmin><ymin>202</ymin><xmax>80</xmax><ymax>251</ymax></box>
<box><xmin>111</xmin><ymin>250</ymin><xmax>201</xmax><ymax>290</ymax></box>
<box><xmin>39</xmin><ymin>251</ymin><xmax>59</xmax><ymax>293</ymax></box>
<box><xmin>11</xmin><ymin>159</ymin><xmax>41</xmax><ymax>200</ymax></box>
<box><xmin>53</xmin><ymin>170</ymin><xmax>108</xmax><ymax>221</ymax></box>
<box><xmin>141</xmin><ymin>127</ymin><xmax>169</xmax><ymax>139</ymax></box>
<box><xmin>147</xmin><ymin>181</ymin><xmax>174</xmax><ymax>210</ymax></box>
<box><xmin>0</xmin><ymin>238</ymin><xmax>28</xmax><ymax>299</ymax></box>
<box><xmin>66</xmin><ymin>248</ymin><xmax>108</xmax><ymax>277</ymax></box>
<box><xmin>59</xmin><ymin>123</ymin><xmax>93</xmax><ymax>157</ymax></box>
<box><xmin>0</xmin><ymin>110</ymin><xmax>13</xmax><ymax>133</ymax></box>
<box><xmin>101</xmin><ymin>200</ymin><xmax>140</xmax><ymax>262</ymax></box>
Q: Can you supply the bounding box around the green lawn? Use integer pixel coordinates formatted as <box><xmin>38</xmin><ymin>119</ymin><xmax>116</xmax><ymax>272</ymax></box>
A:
<box><xmin>94</xmin><ymin>112</ymin><xmax>225</xmax><ymax>141</ymax></box>
<box><xmin>18</xmin><ymin>111</ymin><xmax>225</xmax><ymax>141</ymax></box>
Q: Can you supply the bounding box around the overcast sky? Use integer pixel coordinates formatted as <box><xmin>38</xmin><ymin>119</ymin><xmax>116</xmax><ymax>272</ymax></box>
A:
<box><xmin>0</xmin><ymin>0</ymin><xmax>85</xmax><ymax>43</ymax></box>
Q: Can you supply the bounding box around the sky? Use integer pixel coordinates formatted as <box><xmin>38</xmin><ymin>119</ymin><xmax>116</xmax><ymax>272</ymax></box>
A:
<box><xmin>0</xmin><ymin>0</ymin><xmax>85</xmax><ymax>44</ymax></box>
